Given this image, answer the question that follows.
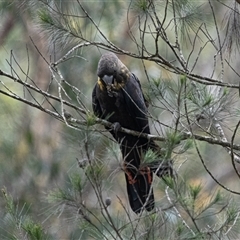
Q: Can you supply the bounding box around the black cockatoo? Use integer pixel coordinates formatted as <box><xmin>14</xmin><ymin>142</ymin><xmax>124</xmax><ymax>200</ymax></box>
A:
<box><xmin>92</xmin><ymin>52</ymin><xmax>172</xmax><ymax>213</ymax></box>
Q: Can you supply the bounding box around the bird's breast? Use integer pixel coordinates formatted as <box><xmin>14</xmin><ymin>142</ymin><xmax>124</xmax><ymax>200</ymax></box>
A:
<box><xmin>97</xmin><ymin>86</ymin><xmax>136</xmax><ymax>128</ymax></box>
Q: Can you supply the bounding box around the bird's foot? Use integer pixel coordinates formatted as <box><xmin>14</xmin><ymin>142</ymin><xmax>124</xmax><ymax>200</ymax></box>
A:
<box><xmin>111</xmin><ymin>122</ymin><xmax>121</xmax><ymax>134</ymax></box>
<box><xmin>138</xmin><ymin>166</ymin><xmax>152</xmax><ymax>184</ymax></box>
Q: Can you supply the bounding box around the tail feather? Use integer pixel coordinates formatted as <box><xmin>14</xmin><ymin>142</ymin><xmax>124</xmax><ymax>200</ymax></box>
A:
<box><xmin>120</xmin><ymin>137</ymin><xmax>173</xmax><ymax>214</ymax></box>
<box><xmin>124</xmin><ymin>165</ymin><xmax>154</xmax><ymax>214</ymax></box>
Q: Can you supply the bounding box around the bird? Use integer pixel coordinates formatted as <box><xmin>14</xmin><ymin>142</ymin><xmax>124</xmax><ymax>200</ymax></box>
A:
<box><xmin>92</xmin><ymin>52</ymin><xmax>172</xmax><ymax>214</ymax></box>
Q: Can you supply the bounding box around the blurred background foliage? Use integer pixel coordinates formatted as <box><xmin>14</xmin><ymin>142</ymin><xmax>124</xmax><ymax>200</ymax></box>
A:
<box><xmin>0</xmin><ymin>0</ymin><xmax>240</xmax><ymax>239</ymax></box>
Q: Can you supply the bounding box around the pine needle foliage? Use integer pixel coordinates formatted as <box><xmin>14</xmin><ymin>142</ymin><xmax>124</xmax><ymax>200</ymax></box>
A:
<box><xmin>1</xmin><ymin>188</ymin><xmax>49</xmax><ymax>240</ymax></box>
<box><xmin>172</xmin><ymin>0</ymin><xmax>209</xmax><ymax>44</ymax></box>
<box><xmin>223</xmin><ymin>2</ymin><xmax>240</xmax><ymax>56</ymax></box>
<box><xmin>1</xmin><ymin>0</ymin><xmax>240</xmax><ymax>239</ymax></box>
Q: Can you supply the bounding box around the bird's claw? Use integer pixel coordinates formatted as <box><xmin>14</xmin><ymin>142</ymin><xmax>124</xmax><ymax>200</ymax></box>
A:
<box><xmin>112</xmin><ymin>122</ymin><xmax>121</xmax><ymax>134</ymax></box>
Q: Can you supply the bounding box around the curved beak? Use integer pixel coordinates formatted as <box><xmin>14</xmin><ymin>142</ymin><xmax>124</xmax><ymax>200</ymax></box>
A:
<box><xmin>101</xmin><ymin>75</ymin><xmax>113</xmax><ymax>86</ymax></box>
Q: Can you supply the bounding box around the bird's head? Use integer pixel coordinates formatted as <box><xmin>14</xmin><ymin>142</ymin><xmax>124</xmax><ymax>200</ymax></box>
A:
<box><xmin>97</xmin><ymin>52</ymin><xmax>130</xmax><ymax>90</ymax></box>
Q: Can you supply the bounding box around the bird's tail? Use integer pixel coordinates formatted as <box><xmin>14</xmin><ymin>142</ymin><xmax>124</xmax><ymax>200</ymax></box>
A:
<box><xmin>124</xmin><ymin>164</ymin><xmax>154</xmax><ymax>214</ymax></box>
<box><xmin>121</xmin><ymin>139</ymin><xmax>173</xmax><ymax>214</ymax></box>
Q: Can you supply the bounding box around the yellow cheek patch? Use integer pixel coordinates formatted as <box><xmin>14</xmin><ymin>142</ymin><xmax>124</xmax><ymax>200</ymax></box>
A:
<box><xmin>121</xmin><ymin>67</ymin><xmax>130</xmax><ymax>78</ymax></box>
<box><xmin>97</xmin><ymin>78</ymin><xmax>104</xmax><ymax>91</ymax></box>
<box><xmin>113</xmin><ymin>80</ymin><xmax>124</xmax><ymax>90</ymax></box>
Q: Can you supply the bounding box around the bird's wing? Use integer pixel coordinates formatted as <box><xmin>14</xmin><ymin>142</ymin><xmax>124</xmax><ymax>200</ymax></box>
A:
<box><xmin>132</xmin><ymin>73</ymin><xmax>149</xmax><ymax>108</ymax></box>
<box><xmin>92</xmin><ymin>83</ymin><xmax>103</xmax><ymax>117</ymax></box>
<box><xmin>122</xmin><ymin>73</ymin><xmax>150</xmax><ymax>134</ymax></box>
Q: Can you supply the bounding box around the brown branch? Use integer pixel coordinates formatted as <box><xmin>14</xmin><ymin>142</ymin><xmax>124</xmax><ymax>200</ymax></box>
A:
<box><xmin>2</xmin><ymin>62</ymin><xmax>240</xmax><ymax>159</ymax></box>
<box><xmin>0</xmin><ymin>69</ymin><xmax>86</xmax><ymax>114</ymax></box>
<box><xmin>0</xmin><ymin>89</ymin><xmax>62</xmax><ymax>121</ymax></box>
<box><xmin>73</xmin><ymin>117</ymin><xmax>240</xmax><ymax>152</ymax></box>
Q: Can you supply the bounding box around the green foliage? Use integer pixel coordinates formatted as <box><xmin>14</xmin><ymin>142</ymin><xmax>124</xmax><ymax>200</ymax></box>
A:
<box><xmin>47</xmin><ymin>171</ymin><xmax>88</xmax><ymax>205</ymax></box>
<box><xmin>223</xmin><ymin>3</ymin><xmax>240</xmax><ymax>55</ymax></box>
<box><xmin>185</xmin><ymin>80</ymin><xmax>232</xmax><ymax>124</ymax></box>
<box><xmin>182</xmin><ymin>139</ymin><xmax>193</xmax><ymax>152</ymax></box>
<box><xmin>1</xmin><ymin>0</ymin><xmax>240</xmax><ymax>239</ymax></box>
<box><xmin>176</xmin><ymin>221</ymin><xmax>185</xmax><ymax>237</ymax></box>
<box><xmin>163</xmin><ymin>176</ymin><xmax>175</xmax><ymax>189</ymax></box>
<box><xmin>189</xmin><ymin>183</ymin><xmax>202</xmax><ymax>200</ymax></box>
<box><xmin>180</xmin><ymin>75</ymin><xmax>187</xmax><ymax>85</ymax></box>
<box><xmin>212</xmin><ymin>190</ymin><xmax>222</xmax><ymax>204</ymax></box>
<box><xmin>164</xmin><ymin>178</ymin><xmax>240</xmax><ymax>238</ymax></box>
<box><xmin>173</xmin><ymin>0</ymin><xmax>208</xmax><ymax>44</ymax></box>
<box><xmin>152</xmin><ymin>77</ymin><xmax>161</xmax><ymax>88</ymax></box>
<box><xmin>86</xmin><ymin>113</ymin><xmax>97</xmax><ymax>126</ymax></box>
<box><xmin>69</xmin><ymin>172</ymin><xmax>85</xmax><ymax>193</ymax></box>
<box><xmin>22</xmin><ymin>219</ymin><xmax>46</xmax><ymax>240</ymax></box>
<box><xmin>2</xmin><ymin>188</ymin><xmax>15</xmax><ymax>216</ymax></box>
<box><xmin>47</xmin><ymin>188</ymin><xmax>74</xmax><ymax>204</ymax></box>
<box><xmin>1</xmin><ymin>188</ymin><xmax>48</xmax><ymax>240</ymax></box>
<box><xmin>85</xmin><ymin>161</ymin><xmax>105</xmax><ymax>183</ymax></box>
<box><xmin>202</xmin><ymin>95</ymin><xmax>213</xmax><ymax>107</ymax></box>
<box><xmin>143</xmin><ymin>149</ymin><xmax>158</xmax><ymax>164</ymax></box>
<box><xmin>38</xmin><ymin>9</ymin><xmax>54</xmax><ymax>25</ymax></box>
<box><xmin>164</xmin><ymin>131</ymin><xmax>182</xmax><ymax>158</ymax></box>
<box><xmin>166</xmin><ymin>131</ymin><xmax>182</xmax><ymax>146</ymax></box>
<box><xmin>134</xmin><ymin>0</ymin><xmax>149</xmax><ymax>13</ymax></box>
